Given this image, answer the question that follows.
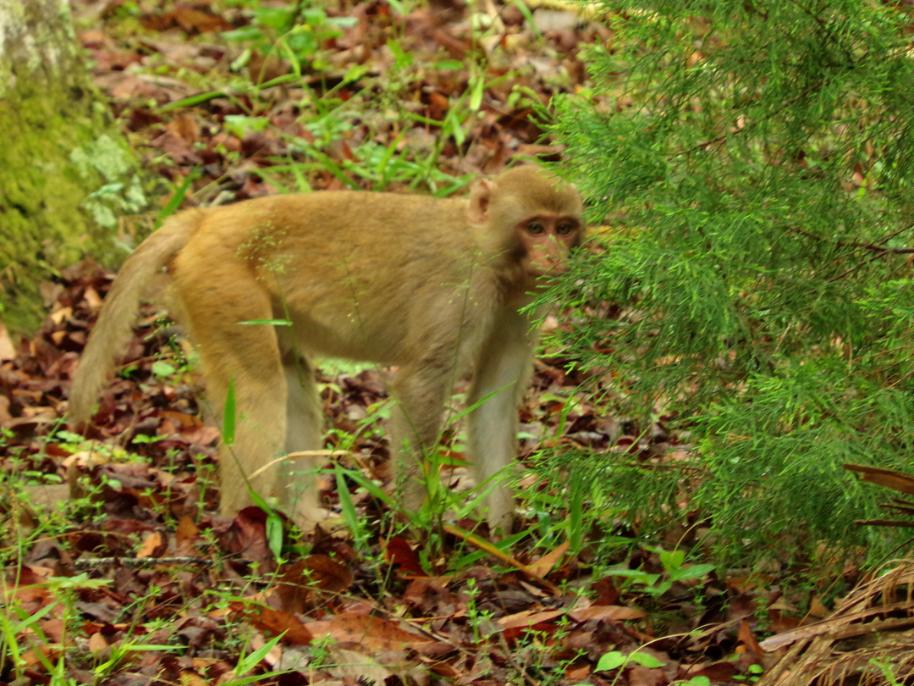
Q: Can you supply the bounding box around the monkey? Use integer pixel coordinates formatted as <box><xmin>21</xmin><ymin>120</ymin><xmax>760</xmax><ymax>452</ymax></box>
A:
<box><xmin>68</xmin><ymin>166</ymin><xmax>584</xmax><ymax>532</ymax></box>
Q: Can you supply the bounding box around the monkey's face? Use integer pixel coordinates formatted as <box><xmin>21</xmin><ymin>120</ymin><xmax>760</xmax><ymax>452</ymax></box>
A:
<box><xmin>517</xmin><ymin>214</ymin><xmax>582</xmax><ymax>277</ymax></box>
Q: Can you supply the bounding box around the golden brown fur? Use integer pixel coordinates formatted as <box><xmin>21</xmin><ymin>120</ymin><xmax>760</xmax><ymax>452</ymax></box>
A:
<box><xmin>69</xmin><ymin>166</ymin><xmax>583</xmax><ymax>530</ymax></box>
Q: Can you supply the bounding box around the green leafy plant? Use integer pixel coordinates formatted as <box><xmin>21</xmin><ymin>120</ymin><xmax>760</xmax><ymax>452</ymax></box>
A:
<box><xmin>223</xmin><ymin>6</ymin><xmax>355</xmax><ymax>76</ymax></box>
<box><xmin>604</xmin><ymin>547</ymin><xmax>714</xmax><ymax>598</ymax></box>
<box><xmin>551</xmin><ymin>0</ymin><xmax>914</xmax><ymax>568</ymax></box>
<box><xmin>676</xmin><ymin>678</ymin><xmax>711</xmax><ymax>686</ymax></box>
<box><xmin>595</xmin><ymin>648</ymin><xmax>664</xmax><ymax>672</ymax></box>
<box><xmin>0</xmin><ymin>575</ymin><xmax>110</xmax><ymax>682</ymax></box>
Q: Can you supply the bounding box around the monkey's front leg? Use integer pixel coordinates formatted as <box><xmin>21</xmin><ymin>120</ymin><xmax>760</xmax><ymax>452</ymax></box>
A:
<box><xmin>388</xmin><ymin>364</ymin><xmax>449</xmax><ymax>515</ymax></box>
<box><xmin>467</xmin><ymin>311</ymin><xmax>535</xmax><ymax>532</ymax></box>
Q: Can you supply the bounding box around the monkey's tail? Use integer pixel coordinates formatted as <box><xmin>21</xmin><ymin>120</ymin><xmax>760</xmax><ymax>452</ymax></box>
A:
<box><xmin>68</xmin><ymin>210</ymin><xmax>203</xmax><ymax>424</ymax></box>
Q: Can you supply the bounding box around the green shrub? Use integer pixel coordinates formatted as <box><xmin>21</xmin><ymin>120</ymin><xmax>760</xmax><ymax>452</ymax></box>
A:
<box><xmin>550</xmin><ymin>0</ymin><xmax>914</xmax><ymax>565</ymax></box>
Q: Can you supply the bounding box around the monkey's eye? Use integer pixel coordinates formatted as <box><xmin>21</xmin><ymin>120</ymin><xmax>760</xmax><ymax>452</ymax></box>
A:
<box><xmin>557</xmin><ymin>222</ymin><xmax>576</xmax><ymax>235</ymax></box>
<box><xmin>526</xmin><ymin>221</ymin><xmax>546</xmax><ymax>235</ymax></box>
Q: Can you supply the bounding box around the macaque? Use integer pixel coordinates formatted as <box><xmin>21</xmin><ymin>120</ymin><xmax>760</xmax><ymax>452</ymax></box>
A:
<box><xmin>69</xmin><ymin>166</ymin><xmax>584</xmax><ymax>531</ymax></box>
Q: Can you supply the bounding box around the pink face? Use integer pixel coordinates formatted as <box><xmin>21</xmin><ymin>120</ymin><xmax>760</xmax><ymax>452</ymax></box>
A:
<box><xmin>518</xmin><ymin>214</ymin><xmax>582</xmax><ymax>277</ymax></box>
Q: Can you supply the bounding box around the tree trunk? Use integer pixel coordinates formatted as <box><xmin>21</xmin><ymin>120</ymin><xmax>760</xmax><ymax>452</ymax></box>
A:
<box><xmin>0</xmin><ymin>0</ymin><xmax>144</xmax><ymax>332</ymax></box>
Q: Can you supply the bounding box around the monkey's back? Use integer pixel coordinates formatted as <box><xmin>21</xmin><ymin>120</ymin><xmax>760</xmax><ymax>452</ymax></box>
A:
<box><xmin>170</xmin><ymin>191</ymin><xmax>501</xmax><ymax>367</ymax></box>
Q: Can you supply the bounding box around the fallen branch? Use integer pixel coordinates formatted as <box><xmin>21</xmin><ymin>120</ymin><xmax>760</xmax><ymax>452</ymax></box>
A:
<box><xmin>442</xmin><ymin>523</ymin><xmax>562</xmax><ymax>595</ymax></box>
<box><xmin>74</xmin><ymin>556</ymin><xmax>211</xmax><ymax>570</ymax></box>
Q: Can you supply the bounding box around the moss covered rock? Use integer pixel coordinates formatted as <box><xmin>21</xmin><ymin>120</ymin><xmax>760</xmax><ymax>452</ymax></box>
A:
<box><xmin>0</xmin><ymin>0</ymin><xmax>145</xmax><ymax>332</ymax></box>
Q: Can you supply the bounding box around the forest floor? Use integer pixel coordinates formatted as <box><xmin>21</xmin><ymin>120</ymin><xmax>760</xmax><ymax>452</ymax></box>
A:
<box><xmin>0</xmin><ymin>1</ymin><xmax>824</xmax><ymax>684</ymax></box>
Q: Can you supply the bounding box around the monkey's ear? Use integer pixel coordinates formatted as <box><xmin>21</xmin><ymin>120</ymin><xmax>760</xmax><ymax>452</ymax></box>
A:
<box><xmin>468</xmin><ymin>179</ymin><xmax>495</xmax><ymax>223</ymax></box>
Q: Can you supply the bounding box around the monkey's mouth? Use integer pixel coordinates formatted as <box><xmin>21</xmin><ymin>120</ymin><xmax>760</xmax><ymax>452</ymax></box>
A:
<box><xmin>530</xmin><ymin>262</ymin><xmax>568</xmax><ymax>278</ymax></box>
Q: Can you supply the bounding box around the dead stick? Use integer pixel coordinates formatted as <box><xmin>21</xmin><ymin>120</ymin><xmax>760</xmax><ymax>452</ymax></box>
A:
<box><xmin>443</xmin><ymin>523</ymin><xmax>562</xmax><ymax>595</ymax></box>
<box><xmin>74</xmin><ymin>556</ymin><xmax>211</xmax><ymax>570</ymax></box>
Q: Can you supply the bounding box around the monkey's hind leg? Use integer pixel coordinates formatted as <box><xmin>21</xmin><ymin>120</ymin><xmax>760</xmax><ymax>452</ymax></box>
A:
<box><xmin>176</xmin><ymin>279</ymin><xmax>289</xmax><ymax>522</ymax></box>
<box><xmin>280</xmin><ymin>352</ymin><xmax>330</xmax><ymax>530</ymax></box>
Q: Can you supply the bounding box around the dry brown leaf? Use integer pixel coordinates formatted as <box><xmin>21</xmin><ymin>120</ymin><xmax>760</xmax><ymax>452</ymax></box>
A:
<box><xmin>497</xmin><ymin>608</ymin><xmax>564</xmax><ymax>629</ymax></box>
<box><xmin>628</xmin><ymin>665</ymin><xmax>666</xmax><ymax>686</ymax></box>
<box><xmin>62</xmin><ymin>448</ymin><xmax>110</xmax><ymax>469</ymax></box>
<box><xmin>88</xmin><ymin>631</ymin><xmax>109</xmax><ymax>655</ymax></box>
<box><xmin>809</xmin><ymin>595</ymin><xmax>830</xmax><ymax>618</ymax></box>
<box><xmin>565</xmin><ymin>664</ymin><xmax>591</xmax><ymax>681</ymax></box>
<box><xmin>305</xmin><ymin>612</ymin><xmax>432</xmax><ymax>652</ymax></box>
<box><xmin>0</xmin><ymin>323</ymin><xmax>15</xmax><ymax>360</ymax></box>
<box><xmin>49</xmin><ymin>306</ymin><xmax>72</xmax><ymax>326</ymax></box>
<box><xmin>137</xmin><ymin>531</ymin><xmax>164</xmax><ymax>559</ymax></box>
<box><xmin>568</xmin><ymin>605</ymin><xmax>647</xmax><ymax>622</ymax></box>
<box><xmin>171</xmin><ymin>6</ymin><xmax>232</xmax><ymax>33</ymax></box>
<box><xmin>166</xmin><ymin>112</ymin><xmax>200</xmax><ymax>143</ymax></box>
<box><xmin>525</xmin><ymin>540</ymin><xmax>569</xmax><ymax>578</ymax></box>
<box><xmin>300</xmin><ymin>555</ymin><xmax>354</xmax><ymax>593</ymax></box>
<box><xmin>385</xmin><ymin>536</ymin><xmax>424</xmax><ymax>575</ymax></box>
<box><xmin>844</xmin><ymin>463</ymin><xmax>914</xmax><ymax>495</ymax></box>
<box><xmin>83</xmin><ymin>286</ymin><xmax>103</xmax><ymax>309</ymax></box>
<box><xmin>274</xmin><ymin>555</ymin><xmax>354</xmax><ymax>614</ymax></box>
<box><xmin>39</xmin><ymin>618</ymin><xmax>65</xmax><ymax>643</ymax></box>
<box><xmin>324</xmin><ymin>648</ymin><xmax>394</xmax><ymax>683</ymax></box>
<box><xmin>175</xmin><ymin>515</ymin><xmax>200</xmax><ymax>555</ymax></box>
<box><xmin>231</xmin><ymin>603</ymin><xmax>313</xmax><ymax>645</ymax></box>
<box><xmin>737</xmin><ymin>618</ymin><xmax>764</xmax><ymax>658</ymax></box>
<box><xmin>23</xmin><ymin>484</ymin><xmax>71</xmax><ymax>511</ymax></box>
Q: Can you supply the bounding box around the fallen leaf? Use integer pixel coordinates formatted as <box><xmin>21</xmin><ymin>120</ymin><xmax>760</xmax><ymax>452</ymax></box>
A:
<box><xmin>23</xmin><ymin>484</ymin><xmax>71</xmax><ymax>511</ymax></box>
<box><xmin>49</xmin><ymin>307</ymin><xmax>72</xmax><ymax>326</ymax></box>
<box><xmin>173</xmin><ymin>6</ymin><xmax>232</xmax><ymax>33</ymax></box>
<box><xmin>166</xmin><ymin>112</ymin><xmax>201</xmax><ymax>144</ymax></box>
<box><xmin>324</xmin><ymin>648</ymin><xmax>394</xmax><ymax>683</ymax></box>
<box><xmin>175</xmin><ymin>515</ymin><xmax>200</xmax><ymax>555</ymax></box>
<box><xmin>305</xmin><ymin>612</ymin><xmax>432</xmax><ymax>652</ymax></box>
<box><xmin>230</xmin><ymin>602</ymin><xmax>313</xmax><ymax>645</ymax></box>
<box><xmin>83</xmin><ymin>286</ymin><xmax>102</xmax><ymax>309</ymax></box>
<box><xmin>685</xmin><ymin>661</ymin><xmax>740</xmax><ymax>680</ymax></box>
<box><xmin>88</xmin><ymin>631</ymin><xmax>109</xmax><ymax>655</ymax></box>
<box><xmin>0</xmin><ymin>323</ymin><xmax>14</xmax><ymax>360</ymax></box>
<box><xmin>569</xmin><ymin>605</ymin><xmax>647</xmax><ymax>622</ymax></box>
<box><xmin>274</xmin><ymin>555</ymin><xmax>354</xmax><ymax>613</ymax></box>
<box><xmin>565</xmin><ymin>664</ymin><xmax>591</xmax><ymax>681</ymax></box>
<box><xmin>533</xmin><ymin>8</ymin><xmax>579</xmax><ymax>32</ymax></box>
<box><xmin>498</xmin><ymin>608</ymin><xmax>564</xmax><ymax>630</ymax></box>
<box><xmin>137</xmin><ymin>531</ymin><xmax>164</xmax><ymax>559</ymax></box>
<box><xmin>301</xmin><ymin>554</ymin><xmax>354</xmax><ymax>593</ymax></box>
<box><xmin>525</xmin><ymin>540</ymin><xmax>569</xmax><ymax>578</ymax></box>
<box><xmin>737</xmin><ymin>618</ymin><xmax>763</xmax><ymax>658</ymax></box>
<box><xmin>628</xmin><ymin>665</ymin><xmax>666</xmax><ymax>686</ymax></box>
<box><xmin>385</xmin><ymin>536</ymin><xmax>424</xmax><ymax>575</ymax></box>
<box><xmin>221</xmin><ymin>507</ymin><xmax>272</xmax><ymax>564</ymax></box>
<box><xmin>844</xmin><ymin>463</ymin><xmax>914</xmax><ymax>495</ymax></box>
<box><xmin>39</xmin><ymin>618</ymin><xmax>65</xmax><ymax>643</ymax></box>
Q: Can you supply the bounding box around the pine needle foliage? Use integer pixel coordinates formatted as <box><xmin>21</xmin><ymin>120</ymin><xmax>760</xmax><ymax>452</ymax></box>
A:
<box><xmin>550</xmin><ymin>1</ymin><xmax>914</xmax><ymax>564</ymax></box>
